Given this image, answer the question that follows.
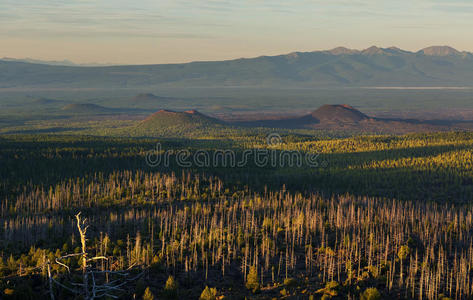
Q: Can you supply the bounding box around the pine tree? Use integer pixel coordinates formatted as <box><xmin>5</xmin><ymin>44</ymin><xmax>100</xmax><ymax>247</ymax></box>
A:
<box><xmin>246</xmin><ymin>265</ymin><xmax>260</xmax><ymax>292</ymax></box>
<box><xmin>163</xmin><ymin>275</ymin><xmax>178</xmax><ymax>299</ymax></box>
<box><xmin>200</xmin><ymin>286</ymin><xmax>218</xmax><ymax>300</ymax></box>
<box><xmin>143</xmin><ymin>287</ymin><xmax>155</xmax><ymax>300</ymax></box>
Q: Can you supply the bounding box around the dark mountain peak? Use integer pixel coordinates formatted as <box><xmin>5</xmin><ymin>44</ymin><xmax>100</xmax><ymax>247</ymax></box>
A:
<box><xmin>326</xmin><ymin>47</ymin><xmax>360</xmax><ymax>55</ymax></box>
<box><xmin>327</xmin><ymin>46</ymin><xmax>412</xmax><ymax>56</ymax></box>
<box><xmin>361</xmin><ymin>46</ymin><xmax>386</xmax><ymax>55</ymax></box>
<box><xmin>310</xmin><ymin>104</ymin><xmax>369</xmax><ymax>123</ymax></box>
<box><xmin>385</xmin><ymin>47</ymin><xmax>411</xmax><ymax>55</ymax></box>
<box><xmin>419</xmin><ymin>46</ymin><xmax>461</xmax><ymax>56</ymax></box>
<box><xmin>132</xmin><ymin>93</ymin><xmax>163</xmax><ymax>102</ymax></box>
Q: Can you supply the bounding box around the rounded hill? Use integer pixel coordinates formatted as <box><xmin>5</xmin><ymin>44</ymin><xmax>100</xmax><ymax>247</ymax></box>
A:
<box><xmin>419</xmin><ymin>46</ymin><xmax>461</xmax><ymax>56</ymax></box>
<box><xmin>310</xmin><ymin>104</ymin><xmax>369</xmax><ymax>123</ymax></box>
<box><xmin>131</xmin><ymin>109</ymin><xmax>225</xmax><ymax>137</ymax></box>
<box><xmin>132</xmin><ymin>93</ymin><xmax>162</xmax><ymax>102</ymax></box>
<box><xmin>62</xmin><ymin>103</ymin><xmax>112</xmax><ymax>113</ymax></box>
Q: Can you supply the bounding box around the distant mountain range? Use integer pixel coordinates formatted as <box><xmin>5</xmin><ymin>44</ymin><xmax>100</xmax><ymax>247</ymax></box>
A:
<box><xmin>1</xmin><ymin>57</ymin><xmax>111</xmax><ymax>67</ymax></box>
<box><xmin>2</xmin><ymin>46</ymin><xmax>473</xmax><ymax>88</ymax></box>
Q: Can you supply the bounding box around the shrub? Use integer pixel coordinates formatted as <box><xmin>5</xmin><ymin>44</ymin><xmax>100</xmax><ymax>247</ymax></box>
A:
<box><xmin>245</xmin><ymin>266</ymin><xmax>260</xmax><ymax>292</ymax></box>
<box><xmin>360</xmin><ymin>287</ymin><xmax>381</xmax><ymax>300</ymax></box>
<box><xmin>143</xmin><ymin>287</ymin><xmax>155</xmax><ymax>300</ymax></box>
<box><xmin>398</xmin><ymin>245</ymin><xmax>410</xmax><ymax>260</ymax></box>
<box><xmin>163</xmin><ymin>275</ymin><xmax>178</xmax><ymax>299</ymax></box>
<box><xmin>316</xmin><ymin>281</ymin><xmax>339</xmax><ymax>297</ymax></box>
<box><xmin>3</xmin><ymin>285</ymin><xmax>33</xmax><ymax>300</ymax></box>
<box><xmin>4</xmin><ymin>288</ymin><xmax>14</xmax><ymax>296</ymax></box>
<box><xmin>325</xmin><ymin>281</ymin><xmax>339</xmax><ymax>290</ymax></box>
<box><xmin>199</xmin><ymin>286</ymin><xmax>217</xmax><ymax>300</ymax></box>
<box><xmin>283</xmin><ymin>277</ymin><xmax>297</xmax><ymax>288</ymax></box>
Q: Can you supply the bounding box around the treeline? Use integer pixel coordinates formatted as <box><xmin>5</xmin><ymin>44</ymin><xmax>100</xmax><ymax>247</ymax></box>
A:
<box><xmin>2</xmin><ymin>132</ymin><xmax>473</xmax><ymax>203</ymax></box>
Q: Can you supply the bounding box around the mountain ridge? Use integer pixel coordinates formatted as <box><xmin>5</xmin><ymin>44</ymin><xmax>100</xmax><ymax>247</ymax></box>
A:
<box><xmin>0</xmin><ymin>57</ymin><xmax>112</xmax><ymax>67</ymax></box>
<box><xmin>3</xmin><ymin>46</ymin><xmax>471</xmax><ymax>66</ymax></box>
<box><xmin>2</xmin><ymin>46</ymin><xmax>473</xmax><ymax>88</ymax></box>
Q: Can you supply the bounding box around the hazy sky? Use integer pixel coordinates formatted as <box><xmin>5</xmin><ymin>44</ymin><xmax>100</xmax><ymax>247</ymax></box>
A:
<box><xmin>1</xmin><ymin>0</ymin><xmax>472</xmax><ymax>64</ymax></box>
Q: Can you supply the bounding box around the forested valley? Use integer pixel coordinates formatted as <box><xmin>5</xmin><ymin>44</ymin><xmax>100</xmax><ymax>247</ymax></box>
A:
<box><xmin>1</xmin><ymin>132</ymin><xmax>473</xmax><ymax>299</ymax></box>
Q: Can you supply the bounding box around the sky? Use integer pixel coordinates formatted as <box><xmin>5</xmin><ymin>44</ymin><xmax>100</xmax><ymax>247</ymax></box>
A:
<box><xmin>1</xmin><ymin>0</ymin><xmax>472</xmax><ymax>65</ymax></box>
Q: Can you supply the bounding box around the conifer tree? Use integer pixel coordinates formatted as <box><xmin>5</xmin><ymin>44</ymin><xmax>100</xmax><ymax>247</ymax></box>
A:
<box><xmin>246</xmin><ymin>265</ymin><xmax>260</xmax><ymax>293</ymax></box>
<box><xmin>163</xmin><ymin>275</ymin><xmax>178</xmax><ymax>299</ymax></box>
<box><xmin>143</xmin><ymin>287</ymin><xmax>155</xmax><ymax>300</ymax></box>
<box><xmin>200</xmin><ymin>286</ymin><xmax>218</xmax><ymax>300</ymax></box>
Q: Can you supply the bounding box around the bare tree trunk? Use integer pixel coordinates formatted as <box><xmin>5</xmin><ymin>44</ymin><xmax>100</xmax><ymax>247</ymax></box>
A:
<box><xmin>76</xmin><ymin>212</ymin><xmax>89</xmax><ymax>300</ymax></box>
<box><xmin>47</xmin><ymin>260</ymin><xmax>55</xmax><ymax>300</ymax></box>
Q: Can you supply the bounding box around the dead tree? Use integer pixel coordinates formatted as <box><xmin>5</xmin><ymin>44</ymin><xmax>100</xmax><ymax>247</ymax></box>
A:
<box><xmin>48</xmin><ymin>212</ymin><xmax>143</xmax><ymax>299</ymax></box>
